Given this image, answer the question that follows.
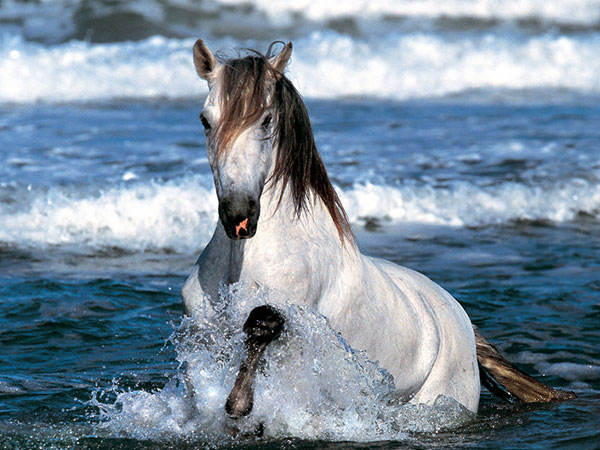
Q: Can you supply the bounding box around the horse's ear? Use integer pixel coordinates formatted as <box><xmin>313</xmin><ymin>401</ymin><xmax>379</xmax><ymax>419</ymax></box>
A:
<box><xmin>193</xmin><ymin>38</ymin><xmax>219</xmax><ymax>81</ymax></box>
<box><xmin>269</xmin><ymin>42</ymin><xmax>292</xmax><ymax>79</ymax></box>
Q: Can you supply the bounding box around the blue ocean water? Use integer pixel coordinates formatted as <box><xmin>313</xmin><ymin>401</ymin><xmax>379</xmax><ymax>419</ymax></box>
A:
<box><xmin>1</xmin><ymin>1</ymin><xmax>599</xmax><ymax>448</ymax></box>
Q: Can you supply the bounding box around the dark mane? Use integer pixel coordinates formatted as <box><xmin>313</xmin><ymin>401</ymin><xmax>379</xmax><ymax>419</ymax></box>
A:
<box><xmin>216</xmin><ymin>47</ymin><xmax>353</xmax><ymax>242</ymax></box>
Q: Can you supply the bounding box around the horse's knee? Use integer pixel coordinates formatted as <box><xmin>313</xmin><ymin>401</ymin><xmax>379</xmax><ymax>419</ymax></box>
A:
<box><xmin>243</xmin><ymin>305</ymin><xmax>285</xmax><ymax>344</ymax></box>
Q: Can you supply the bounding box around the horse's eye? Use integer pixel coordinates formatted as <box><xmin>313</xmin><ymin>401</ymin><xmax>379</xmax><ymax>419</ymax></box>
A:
<box><xmin>200</xmin><ymin>113</ymin><xmax>211</xmax><ymax>132</ymax></box>
<box><xmin>261</xmin><ymin>114</ymin><xmax>272</xmax><ymax>129</ymax></box>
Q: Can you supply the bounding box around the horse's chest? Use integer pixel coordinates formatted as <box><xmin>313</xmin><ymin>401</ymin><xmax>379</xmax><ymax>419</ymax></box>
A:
<box><xmin>238</xmin><ymin>238</ymin><xmax>325</xmax><ymax>305</ymax></box>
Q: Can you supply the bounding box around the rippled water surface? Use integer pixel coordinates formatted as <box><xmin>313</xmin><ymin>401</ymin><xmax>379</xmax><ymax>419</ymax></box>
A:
<box><xmin>1</xmin><ymin>99</ymin><xmax>599</xmax><ymax>449</ymax></box>
<box><xmin>1</xmin><ymin>0</ymin><xmax>600</xmax><ymax>447</ymax></box>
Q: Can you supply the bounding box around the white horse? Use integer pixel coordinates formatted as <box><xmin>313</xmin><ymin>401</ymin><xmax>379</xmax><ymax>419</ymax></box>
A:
<box><xmin>182</xmin><ymin>39</ymin><xmax>574</xmax><ymax>416</ymax></box>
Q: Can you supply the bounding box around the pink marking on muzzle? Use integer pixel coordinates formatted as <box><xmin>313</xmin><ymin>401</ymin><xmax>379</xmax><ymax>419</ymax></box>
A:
<box><xmin>235</xmin><ymin>218</ymin><xmax>249</xmax><ymax>237</ymax></box>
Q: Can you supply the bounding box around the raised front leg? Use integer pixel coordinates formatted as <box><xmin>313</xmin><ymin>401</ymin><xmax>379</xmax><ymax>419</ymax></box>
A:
<box><xmin>225</xmin><ymin>305</ymin><xmax>285</xmax><ymax>418</ymax></box>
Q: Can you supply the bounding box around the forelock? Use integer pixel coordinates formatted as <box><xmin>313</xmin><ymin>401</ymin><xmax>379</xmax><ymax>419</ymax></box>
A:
<box><xmin>214</xmin><ymin>53</ymin><xmax>276</xmax><ymax>155</ymax></box>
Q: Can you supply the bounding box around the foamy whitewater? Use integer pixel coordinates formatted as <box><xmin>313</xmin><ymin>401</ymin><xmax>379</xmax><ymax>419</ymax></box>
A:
<box><xmin>3</xmin><ymin>32</ymin><xmax>600</xmax><ymax>103</ymax></box>
<box><xmin>1</xmin><ymin>1</ymin><xmax>599</xmax><ymax>448</ymax></box>
<box><xmin>92</xmin><ymin>284</ymin><xmax>471</xmax><ymax>444</ymax></box>
<box><xmin>2</xmin><ymin>176</ymin><xmax>600</xmax><ymax>253</ymax></box>
<box><xmin>3</xmin><ymin>0</ymin><xmax>600</xmax><ymax>103</ymax></box>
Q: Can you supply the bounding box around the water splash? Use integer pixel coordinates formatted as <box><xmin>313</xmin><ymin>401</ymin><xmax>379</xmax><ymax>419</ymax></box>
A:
<box><xmin>91</xmin><ymin>284</ymin><xmax>473</xmax><ymax>444</ymax></box>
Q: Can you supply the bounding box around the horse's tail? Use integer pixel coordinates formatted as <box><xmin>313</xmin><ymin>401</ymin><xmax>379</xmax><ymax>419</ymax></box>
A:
<box><xmin>473</xmin><ymin>325</ymin><xmax>576</xmax><ymax>402</ymax></box>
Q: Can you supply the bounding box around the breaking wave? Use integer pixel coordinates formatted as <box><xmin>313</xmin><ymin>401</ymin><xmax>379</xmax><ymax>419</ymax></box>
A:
<box><xmin>3</xmin><ymin>0</ymin><xmax>600</xmax><ymax>44</ymax></box>
<box><xmin>2</xmin><ymin>32</ymin><xmax>600</xmax><ymax>103</ymax></box>
<box><xmin>1</xmin><ymin>176</ymin><xmax>598</xmax><ymax>253</ymax></box>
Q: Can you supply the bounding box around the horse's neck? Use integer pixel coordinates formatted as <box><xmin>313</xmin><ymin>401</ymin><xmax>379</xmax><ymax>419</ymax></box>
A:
<box><xmin>218</xmin><ymin>181</ymin><xmax>358</xmax><ymax>304</ymax></box>
<box><xmin>247</xmin><ymin>181</ymin><xmax>339</xmax><ymax>249</ymax></box>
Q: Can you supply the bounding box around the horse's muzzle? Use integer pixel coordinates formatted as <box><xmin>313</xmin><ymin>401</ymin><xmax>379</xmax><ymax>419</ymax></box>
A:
<box><xmin>218</xmin><ymin>195</ymin><xmax>260</xmax><ymax>240</ymax></box>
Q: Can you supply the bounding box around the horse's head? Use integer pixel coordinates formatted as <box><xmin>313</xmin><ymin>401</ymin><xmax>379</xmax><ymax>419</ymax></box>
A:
<box><xmin>193</xmin><ymin>39</ymin><xmax>352</xmax><ymax>243</ymax></box>
<box><xmin>193</xmin><ymin>38</ymin><xmax>292</xmax><ymax>240</ymax></box>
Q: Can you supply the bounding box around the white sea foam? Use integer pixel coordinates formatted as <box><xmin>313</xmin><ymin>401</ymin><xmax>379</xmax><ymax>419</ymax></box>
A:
<box><xmin>0</xmin><ymin>176</ymin><xmax>218</xmax><ymax>253</ymax></box>
<box><xmin>340</xmin><ymin>180</ymin><xmax>600</xmax><ymax>227</ymax></box>
<box><xmin>4</xmin><ymin>0</ymin><xmax>600</xmax><ymax>40</ymax></box>
<box><xmin>92</xmin><ymin>284</ymin><xmax>471</xmax><ymax>443</ymax></box>
<box><xmin>0</xmin><ymin>35</ymin><xmax>203</xmax><ymax>103</ymax></box>
<box><xmin>2</xmin><ymin>31</ymin><xmax>600</xmax><ymax>103</ymax></box>
<box><xmin>4</xmin><ymin>0</ymin><xmax>600</xmax><ymax>45</ymax></box>
<box><xmin>515</xmin><ymin>351</ymin><xmax>600</xmax><ymax>382</ymax></box>
<box><xmin>1</xmin><ymin>176</ymin><xmax>598</xmax><ymax>253</ymax></box>
<box><xmin>290</xmin><ymin>32</ymin><xmax>600</xmax><ymax>101</ymax></box>
<box><xmin>220</xmin><ymin>0</ymin><xmax>600</xmax><ymax>25</ymax></box>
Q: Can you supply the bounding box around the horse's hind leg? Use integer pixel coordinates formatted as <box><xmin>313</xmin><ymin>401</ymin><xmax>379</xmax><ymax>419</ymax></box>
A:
<box><xmin>473</xmin><ymin>325</ymin><xmax>576</xmax><ymax>402</ymax></box>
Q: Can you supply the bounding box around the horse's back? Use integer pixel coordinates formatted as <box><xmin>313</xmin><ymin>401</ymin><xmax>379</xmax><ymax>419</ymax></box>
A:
<box><xmin>366</xmin><ymin>256</ymin><xmax>480</xmax><ymax>412</ymax></box>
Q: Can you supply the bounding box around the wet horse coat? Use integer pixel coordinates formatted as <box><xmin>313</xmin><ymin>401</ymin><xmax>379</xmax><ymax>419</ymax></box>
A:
<box><xmin>182</xmin><ymin>39</ymin><xmax>481</xmax><ymax>412</ymax></box>
<box><xmin>182</xmin><ymin>39</ymin><xmax>577</xmax><ymax>415</ymax></box>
